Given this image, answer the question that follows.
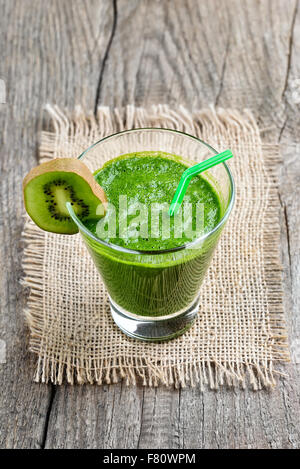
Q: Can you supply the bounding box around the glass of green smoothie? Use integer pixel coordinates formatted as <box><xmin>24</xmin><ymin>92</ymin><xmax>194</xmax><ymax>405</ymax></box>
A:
<box><xmin>68</xmin><ymin>129</ymin><xmax>235</xmax><ymax>341</ymax></box>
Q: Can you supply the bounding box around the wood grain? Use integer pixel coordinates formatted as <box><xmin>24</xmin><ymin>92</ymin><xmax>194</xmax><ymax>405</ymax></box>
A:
<box><xmin>0</xmin><ymin>0</ymin><xmax>113</xmax><ymax>448</ymax></box>
<box><xmin>0</xmin><ymin>0</ymin><xmax>299</xmax><ymax>449</ymax></box>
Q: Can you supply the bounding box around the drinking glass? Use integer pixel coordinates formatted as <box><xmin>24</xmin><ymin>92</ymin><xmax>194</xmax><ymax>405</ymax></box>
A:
<box><xmin>69</xmin><ymin>129</ymin><xmax>235</xmax><ymax>341</ymax></box>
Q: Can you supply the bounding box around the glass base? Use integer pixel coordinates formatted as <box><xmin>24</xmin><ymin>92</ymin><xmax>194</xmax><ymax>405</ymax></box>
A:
<box><xmin>109</xmin><ymin>296</ymin><xmax>199</xmax><ymax>342</ymax></box>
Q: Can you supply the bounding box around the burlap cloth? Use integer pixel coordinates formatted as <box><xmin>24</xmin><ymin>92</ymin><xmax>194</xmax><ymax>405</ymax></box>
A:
<box><xmin>22</xmin><ymin>105</ymin><xmax>289</xmax><ymax>390</ymax></box>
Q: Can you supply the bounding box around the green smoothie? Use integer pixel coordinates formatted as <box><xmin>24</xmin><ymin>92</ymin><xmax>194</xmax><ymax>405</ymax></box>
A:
<box><xmin>81</xmin><ymin>151</ymin><xmax>223</xmax><ymax>317</ymax></box>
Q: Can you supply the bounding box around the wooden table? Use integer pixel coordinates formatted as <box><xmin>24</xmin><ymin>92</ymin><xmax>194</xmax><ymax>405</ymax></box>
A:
<box><xmin>0</xmin><ymin>0</ymin><xmax>299</xmax><ymax>449</ymax></box>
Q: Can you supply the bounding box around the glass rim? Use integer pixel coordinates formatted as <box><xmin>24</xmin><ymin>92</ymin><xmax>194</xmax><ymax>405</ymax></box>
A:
<box><xmin>70</xmin><ymin>127</ymin><xmax>235</xmax><ymax>255</ymax></box>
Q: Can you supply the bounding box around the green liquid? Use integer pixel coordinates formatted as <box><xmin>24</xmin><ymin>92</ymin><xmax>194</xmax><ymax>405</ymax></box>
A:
<box><xmin>85</xmin><ymin>151</ymin><xmax>221</xmax><ymax>250</ymax></box>
<box><xmin>81</xmin><ymin>152</ymin><xmax>225</xmax><ymax>317</ymax></box>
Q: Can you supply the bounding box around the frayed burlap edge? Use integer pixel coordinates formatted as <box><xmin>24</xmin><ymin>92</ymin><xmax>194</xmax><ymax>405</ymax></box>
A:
<box><xmin>22</xmin><ymin>105</ymin><xmax>290</xmax><ymax>390</ymax></box>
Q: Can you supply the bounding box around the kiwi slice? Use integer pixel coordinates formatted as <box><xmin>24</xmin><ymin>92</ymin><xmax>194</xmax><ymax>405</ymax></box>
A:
<box><xmin>23</xmin><ymin>158</ymin><xmax>107</xmax><ymax>234</ymax></box>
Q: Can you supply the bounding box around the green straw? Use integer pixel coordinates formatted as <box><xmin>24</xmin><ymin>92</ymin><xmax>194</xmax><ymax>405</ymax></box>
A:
<box><xmin>169</xmin><ymin>149</ymin><xmax>233</xmax><ymax>216</ymax></box>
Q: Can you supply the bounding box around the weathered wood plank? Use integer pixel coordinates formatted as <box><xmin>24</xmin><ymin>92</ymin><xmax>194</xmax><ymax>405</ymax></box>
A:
<box><xmin>100</xmin><ymin>0</ymin><xmax>294</xmax><ymax>131</ymax></box>
<box><xmin>43</xmin><ymin>384</ymin><xmax>144</xmax><ymax>449</ymax></box>
<box><xmin>0</xmin><ymin>0</ymin><xmax>113</xmax><ymax>449</ymax></box>
<box><xmin>93</xmin><ymin>0</ymin><xmax>300</xmax><ymax>449</ymax></box>
<box><xmin>1</xmin><ymin>0</ymin><xmax>299</xmax><ymax>449</ymax></box>
<box><xmin>277</xmin><ymin>0</ymin><xmax>300</xmax><ymax>451</ymax></box>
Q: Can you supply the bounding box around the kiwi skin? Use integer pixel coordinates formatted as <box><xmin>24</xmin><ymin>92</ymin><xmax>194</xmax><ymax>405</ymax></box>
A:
<box><xmin>23</xmin><ymin>158</ymin><xmax>107</xmax><ymax>234</ymax></box>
